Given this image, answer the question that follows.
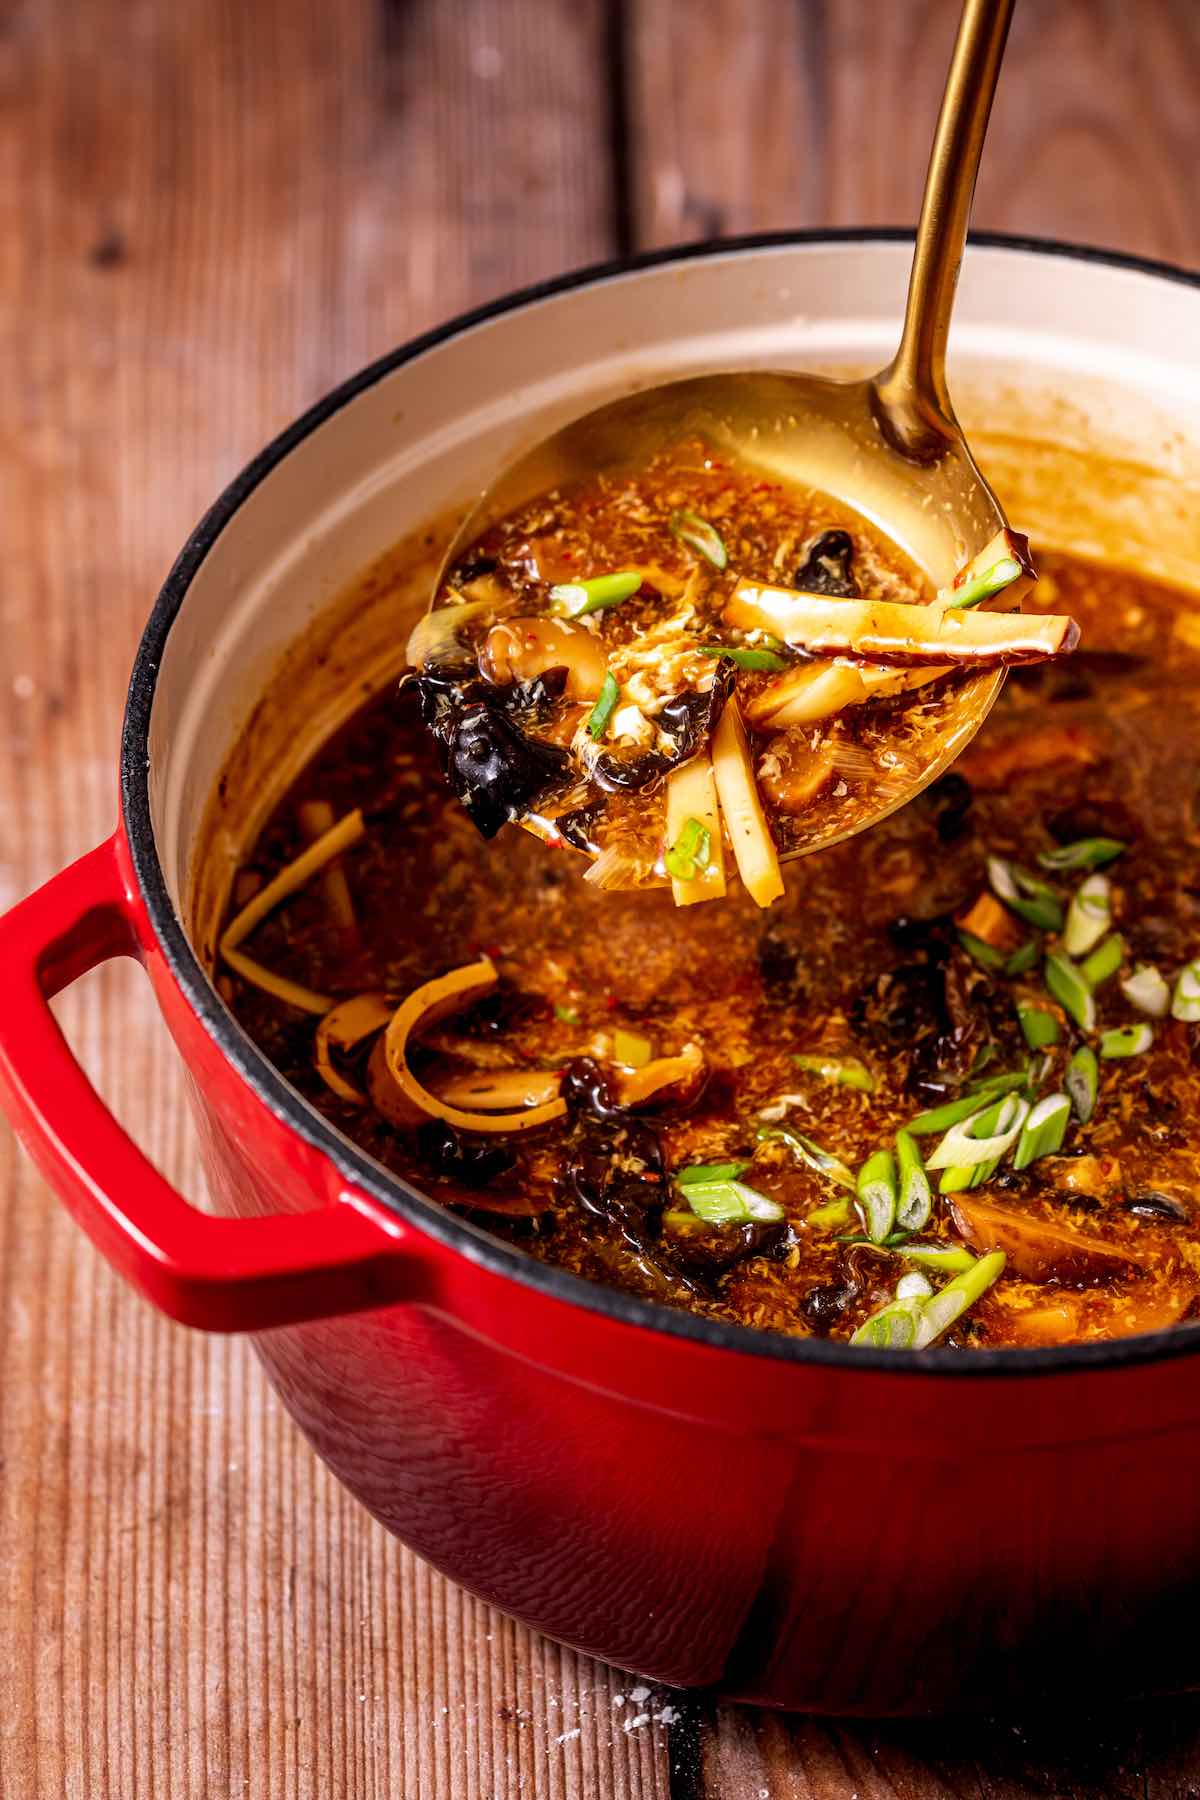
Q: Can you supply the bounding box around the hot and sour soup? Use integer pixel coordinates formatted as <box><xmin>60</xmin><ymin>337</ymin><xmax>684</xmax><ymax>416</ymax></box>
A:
<box><xmin>214</xmin><ymin>465</ymin><xmax>1200</xmax><ymax>1351</ymax></box>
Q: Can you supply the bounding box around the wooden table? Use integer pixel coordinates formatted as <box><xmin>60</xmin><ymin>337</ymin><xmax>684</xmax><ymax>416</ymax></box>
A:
<box><xmin>3</xmin><ymin>3</ymin><xmax>1199</xmax><ymax>1794</ymax></box>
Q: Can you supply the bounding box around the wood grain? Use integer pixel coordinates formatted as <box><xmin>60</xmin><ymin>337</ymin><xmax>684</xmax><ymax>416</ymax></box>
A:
<box><xmin>628</xmin><ymin>0</ymin><xmax>1200</xmax><ymax>263</ymax></box>
<box><xmin>2</xmin><ymin>1</ymin><xmax>1199</xmax><ymax>1797</ymax></box>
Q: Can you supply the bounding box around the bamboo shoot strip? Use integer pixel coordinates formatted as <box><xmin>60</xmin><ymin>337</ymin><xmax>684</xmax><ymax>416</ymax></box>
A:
<box><xmin>744</xmin><ymin>528</ymin><xmax>1035</xmax><ymax>727</ymax></box>
<box><xmin>219</xmin><ymin>806</ymin><xmax>367</xmax><ymax>1014</ymax></box>
<box><xmin>725</xmin><ymin>586</ymin><xmax>1079</xmax><ymax>668</ymax></box>
<box><xmin>221</xmin><ymin>807</ymin><xmax>365</xmax><ymax>952</ymax></box>
<box><xmin>711</xmin><ymin>698</ymin><xmax>784</xmax><ymax>908</ymax></box>
<box><xmin>665</xmin><ymin>755</ymin><xmax>726</xmax><ymax>907</ymax></box>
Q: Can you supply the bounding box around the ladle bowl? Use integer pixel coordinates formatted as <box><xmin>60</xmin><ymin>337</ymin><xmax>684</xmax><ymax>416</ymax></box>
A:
<box><xmin>433</xmin><ymin>363</ymin><xmax>1010</xmax><ymax>861</ymax></box>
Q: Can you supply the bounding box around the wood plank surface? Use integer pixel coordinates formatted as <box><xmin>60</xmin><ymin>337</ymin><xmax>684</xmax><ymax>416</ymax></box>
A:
<box><xmin>1</xmin><ymin>2</ymin><xmax>1199</xmax><ymax>1798</ymax></box>
<box><xmin>628</xmin><ymin>0</ymin><xmax>1200</xmax><ymax>262</ymax></box>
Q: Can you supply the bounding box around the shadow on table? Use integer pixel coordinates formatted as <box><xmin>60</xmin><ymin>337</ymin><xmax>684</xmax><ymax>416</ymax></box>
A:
<box><xmin>666</xmin><ymin>1687</ymin><xmax>1200</xmax><ymax>1798</ymax></box>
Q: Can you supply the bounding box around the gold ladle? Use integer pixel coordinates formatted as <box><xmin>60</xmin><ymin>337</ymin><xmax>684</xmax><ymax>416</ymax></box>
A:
<box><xmin>427</xmin><ymin>0</ymin><xmax>1019</xmax><ymax>869</ymax></box>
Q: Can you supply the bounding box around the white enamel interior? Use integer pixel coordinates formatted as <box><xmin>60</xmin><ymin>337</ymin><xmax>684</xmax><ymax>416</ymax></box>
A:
<box><xmin>148</xmin><ymin>239</ymin><xmax>1200</xmax><ymax>917</ymax></box>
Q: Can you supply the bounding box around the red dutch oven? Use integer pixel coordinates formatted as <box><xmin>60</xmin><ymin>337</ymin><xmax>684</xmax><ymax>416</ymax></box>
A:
<box><xmin>3</xmin><ymin>234</ymin><xmax>1200</xmax><ymax>1715</ymax></box>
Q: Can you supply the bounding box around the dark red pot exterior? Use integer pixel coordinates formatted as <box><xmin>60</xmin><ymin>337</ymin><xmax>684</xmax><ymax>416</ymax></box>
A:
<box><xmin>4</xmin><ymin>740</ymin><xmax>1200</xmax><ymax>1717</ymax></box>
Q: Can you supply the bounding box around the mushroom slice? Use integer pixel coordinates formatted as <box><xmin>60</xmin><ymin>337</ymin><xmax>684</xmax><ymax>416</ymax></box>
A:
<box><xmin>949</xmin><ymin>1194</ymin><xmax>1145</xmax><ymax>1285</ymax></box>
<box><xmin>757</xmin><ymin>733</ymin><xmax>837</xmax><ymax>816</ymax></box>
<box><xmin>724</xmin><ymin>587</ymin><xmax>1078</xmax><ymax>668</ymax></box>
<box><xmin>480</xmin><ymin>616</ymin><xmax>608</xmax><ymax>700</ymax></box>
<box><xmin>315</xmin><ymin>992</ymin><xmax>395</xmax><ymax>1102</ymax></box>
<box><xmin>384</xmin><ymin>957</ymin><xmax>567</xmax><ymax>1134</ymax></box>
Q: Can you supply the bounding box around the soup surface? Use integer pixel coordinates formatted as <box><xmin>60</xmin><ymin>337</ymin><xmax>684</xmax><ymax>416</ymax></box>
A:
<box><xmin>220</xmin><ymin>551</ymin><xmax>1200</xmax><ymax>1350</ymax></box>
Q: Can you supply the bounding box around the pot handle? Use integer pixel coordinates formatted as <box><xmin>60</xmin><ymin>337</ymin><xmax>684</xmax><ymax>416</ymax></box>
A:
<box><xmin>0</xmin><ymin>835</ymin><xmax>419</xmax><ymax>1332</ymax></box>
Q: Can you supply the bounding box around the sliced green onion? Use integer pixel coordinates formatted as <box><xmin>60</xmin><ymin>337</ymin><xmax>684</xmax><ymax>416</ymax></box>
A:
<box><xmin>1005</xmin><ymin>939</ymin><xmax>1040</xmax><ymax>977</ymax></box>
<box><xmin>1044</xmin><ymin>950</ymin><xmax>1096</xmax><ymax>1032</ymax></box>
<box><xmin>987</xmin><ymin>856</ymin><xmax>1064</xmax><ymax>932</ymax></box>
<box><xmin>926</xmin><ymin>1092</ymin><xmax>1029</xmax><ymax>1172</ymax></box>
<box><xmin>895</xmin><ymin>1130</ymin><xmax>932</xmax><ymax>1234</ymax></box>
<box><xmin>757</xmin><ymin>1125</ymin><xmax>856</xmax><ymax>1189</ymax></box>
<box><xmin>1121</xmin><ymin>963</ymin><xmax>1170</xmax><ymax>1018</ymax></box>
<box><xmin>613</xmin><ymin>1027</ymin><xmax>652</xmax><ymax>1068</ymax></box>
<box><xmin>792</xmin><ymin>1053</ymin><xmax>876</xmax><ymax>1094</ymax></box>
<box><xmin>586</xmin><ymin>670</ymin><xmax>620</xmax><ymax>740</ymax></box>
<box><xmin>850</xmin><ymin>1251</ymin><xmax>1005</xmax><ymax>1349</ymax></box>
<box><xmin>1080</xmin><ymin>932</ymin><xmax>1124</xmax><ymax>989</ymax></box>
<box><xmin>856</xmin><ymin>1149</ymin><xmax>898</xmax><ymax>1244</ymax></box>
<box><xmin>948</xmin><ymin>557</ymin><xmax>1024</xmax><ymax>610</ymax></box>
<box><xmin>913</xmin><ymin>1251</ymin><xmax>1006</xmax><ymax>1348</ymax></box>
<box><xmin>548</xmin><ymin>571</ymin><xmax>642</xmax><ymax>618</ymax></box>
<box><xmin>1099</xmin><ymin>1023</ymin><xmax>1154</xmax><ymax>1059</ymax></box>
<box><xmin>554</xmin><ymin>1002</ymin><xmax>580</xmax><ymax>1024</ymax></box>
<box><xmin>906</xmin><ymin>1072</ymin><xmax>1027</xmax><ymax>1136</ymax></box>
<box><xmin>1064</xmin><ymin>1045</ymin><xmax>1099</xmax><ymax>1123</ymax></box>
<box><xmin>664</xmin><ymin>816</ymin><xmax>712</xmax><ymax>882</ymax></box>
<box><xmin>1171</xmin><ymin>959</ymin><xmax>1200</xmax><ymax>1023</ymax></box>
<box><xmin>682</xmin><ymin>1178</ymin><xmax>785</xmax><ymax>1225</ymax></box>
<box><xmin>698</xmin><ymin>643</ymin><xmax>788</xmax><ymax>672</ymax></box>
<box><xmin>957</xmin><ymin>928</ymin><xmax>1006</xmax><ymax>971</ymax></box>
<box><xmin>900</xmin><ymin>1242</ymin><xmax>977</xmax><ymax>1275</ymax></box>
<box><xmin>807</xmin><ymin>1194</ymin><xmax>855</xmax><ymax>1229</ymax></box>
<box><xmin>670</xmin><ymin>508</ymin><xmax>727</xmax><ymax>570</ymax></box>
<box><xmin>1037</xmin><ymin>837</ymin><xmax>1127</xmax><ymax>872</ymax></box>
<box><xmin>1017</xmin><ymin>1003</ymin><xmax>1060</xmax><ymax>1051</ymax></box>
<box><xmin>851</xmin><ymin>1296</ymin><xmax>926</xmax><ymax>1349</ymax></box>
<box><xmin>939</xmin><ymin>1146</ymin><xmax>1008</xmax><ymax>1194</ymax></box>
<box><xmin>1025</xmin><ymin>1051</ymin><xmax>1053</xmax><ymax>1093</ymax></box>
<box><xmin>1062</xmin><ymin>873</ymin><xmax>1112</xmax><ymax>958</ymax></box>
<box><xmin>676</xmin><ymin>1159</ymin><xmax>751</xmax><ymax>1186</ymax></box>
<box><xmin>896</xmin><ymin>1270</ymin><xmax>934</xmax><ymax>1300</ymax></box>
<box><xmin>1012</xmin><ymin>1092</ymin><xmax>1071</xmax><ymax>1171</ymax></box>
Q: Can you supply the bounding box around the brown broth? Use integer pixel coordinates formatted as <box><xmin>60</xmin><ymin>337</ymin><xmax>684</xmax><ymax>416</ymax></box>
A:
<box><xmin>222</xmin><ymin>551</ymin><xmax>1200</xmax><ymax>1350</ymax></box>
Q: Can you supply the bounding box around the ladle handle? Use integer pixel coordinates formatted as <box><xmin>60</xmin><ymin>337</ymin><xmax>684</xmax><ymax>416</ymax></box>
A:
<box><xmin>875</xmin><ymin>0</ymin><xmax>1016</xmax><ymax>454</ymax></box>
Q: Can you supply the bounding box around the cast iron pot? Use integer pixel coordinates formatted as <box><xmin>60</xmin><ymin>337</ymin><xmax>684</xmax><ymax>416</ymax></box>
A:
<box><xmin>2</xmin><ymin>234</ymin><xmax>1200</xmax><ymax>1715</ymax></box>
